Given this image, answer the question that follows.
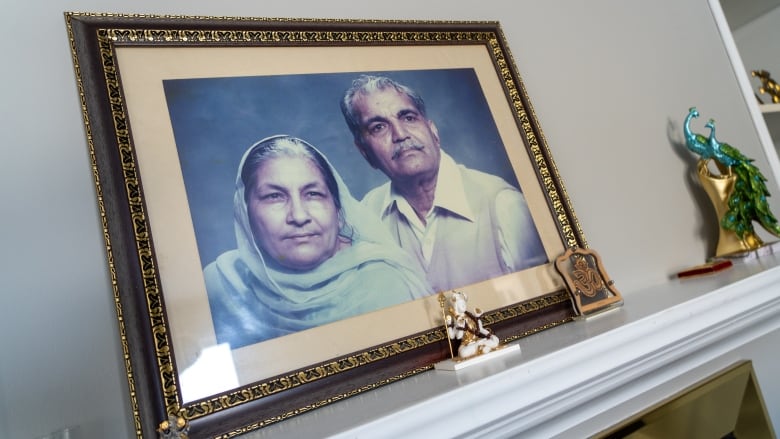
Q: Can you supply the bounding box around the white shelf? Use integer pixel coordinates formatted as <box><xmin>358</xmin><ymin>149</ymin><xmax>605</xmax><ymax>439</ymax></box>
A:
<box><xmin>760</xmin><ymin>103</ymin><xmax>780</xmax><ymax>114</ymax></box>
<box><xmin>245</xmin><ymin>254</ymin><xmax>780</xmax><ymax>438</ymax></box>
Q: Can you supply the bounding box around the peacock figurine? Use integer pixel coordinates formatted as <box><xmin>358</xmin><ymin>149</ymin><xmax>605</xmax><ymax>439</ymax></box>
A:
<box><xmin>684</xmin><ymin>107</ymin><xmax>780</xmax><ymax>256</ymax></box>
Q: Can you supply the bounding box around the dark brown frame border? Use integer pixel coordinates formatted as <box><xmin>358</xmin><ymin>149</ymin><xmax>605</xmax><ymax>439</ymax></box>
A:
<box><xmin>65</xmin><ymin>12</ymin><xmax>584</xmax><ymax>438</ymax></box>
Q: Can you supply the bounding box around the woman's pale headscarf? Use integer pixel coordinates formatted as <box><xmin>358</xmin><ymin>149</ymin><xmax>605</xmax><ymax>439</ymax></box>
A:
<box><xmin>204</xmin><ymin>135</ymin><xmax>431</xmax><ymax>348</ymax></box>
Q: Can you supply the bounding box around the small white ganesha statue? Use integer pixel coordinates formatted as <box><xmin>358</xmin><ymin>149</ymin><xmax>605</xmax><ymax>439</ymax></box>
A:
<box><xmin>445</xmin><ymin>290</ymin><xmax>500</xmax><ymax>360</ymax></box>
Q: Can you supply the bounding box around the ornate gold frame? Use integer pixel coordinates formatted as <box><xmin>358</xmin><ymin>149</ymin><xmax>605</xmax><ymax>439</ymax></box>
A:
<box><xmin>65</xmin><ymin>12</ymin><xmax>586</xmax><ymax>438</ymax></box>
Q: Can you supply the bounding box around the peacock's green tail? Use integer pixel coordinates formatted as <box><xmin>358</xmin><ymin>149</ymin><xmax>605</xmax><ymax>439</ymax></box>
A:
<box><xmin>722</xmin><ymin>157</ymin><xmax>780</xmax><ymax>238</ymax></box>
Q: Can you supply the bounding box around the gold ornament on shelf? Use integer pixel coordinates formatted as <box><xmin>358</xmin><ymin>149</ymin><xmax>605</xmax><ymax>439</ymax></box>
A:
<box><xmin>553</xmin><ymin>247</ymin><xmax>622</xmax><ymax>317</ymax></box>
<box><xmin>684</xmin><ymin>107</ymin><xmax>780</xmax><ymax>259</ymax></box>
<box><xmin>752</xmin><ymin>70</ymin><xmax>780</xmax><ymax>104</ymax></box>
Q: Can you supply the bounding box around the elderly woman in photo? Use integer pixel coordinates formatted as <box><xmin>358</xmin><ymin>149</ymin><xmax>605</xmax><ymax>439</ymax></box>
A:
<box><xmin>204</xmin><ymin>135</ymin><xmax>432</xmax><ymax>349</ymax></box>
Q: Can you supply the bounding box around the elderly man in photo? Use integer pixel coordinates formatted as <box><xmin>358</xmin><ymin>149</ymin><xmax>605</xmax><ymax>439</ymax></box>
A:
<box><xmin>340</xmin><ymin>75</ymin><xmax>547</xmax><ymax>292</ymax></box>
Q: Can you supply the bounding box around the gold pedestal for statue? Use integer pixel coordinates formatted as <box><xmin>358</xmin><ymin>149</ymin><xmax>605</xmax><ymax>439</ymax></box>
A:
<box><xmin>697</xmin><ymin>159</ymin><xmax>764</xmax><ymax>258</ymax></box>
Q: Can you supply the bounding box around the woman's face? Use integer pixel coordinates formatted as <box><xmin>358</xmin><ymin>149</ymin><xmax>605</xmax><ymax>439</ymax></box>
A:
<box><xmin>245</xmin><ymin>156</ymin><xmax>341</xmax><ymax>271</ymax></box>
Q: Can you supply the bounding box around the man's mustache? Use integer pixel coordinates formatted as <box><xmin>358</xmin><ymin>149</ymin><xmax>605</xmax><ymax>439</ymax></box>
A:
<box><xmin>391</xmin><ymin>143</ymin><xmax>424</xmax><ymax>160</ymax></box>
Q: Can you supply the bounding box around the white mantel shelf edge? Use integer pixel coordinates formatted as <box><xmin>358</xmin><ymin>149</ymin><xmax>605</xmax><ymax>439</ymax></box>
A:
<box><xmin>761</xmin><ymin>103</ymin><xmax>780</xmax><ymax>114</ymax></box>
<box><xmin>253</xmin><ymin>256</ymin><xmax>780</xmax><ymax>439</ymax></box>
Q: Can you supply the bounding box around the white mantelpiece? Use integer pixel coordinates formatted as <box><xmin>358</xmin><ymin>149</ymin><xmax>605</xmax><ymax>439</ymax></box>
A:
<box><xmin>5</xmin><ymin>1</ymin><xmax>780</xmax><ymax>437</ymax></box>
<box><xmin>248</xmin><ymin>254</ymin><xmax>780</xmax><ymax>438</ymax></box>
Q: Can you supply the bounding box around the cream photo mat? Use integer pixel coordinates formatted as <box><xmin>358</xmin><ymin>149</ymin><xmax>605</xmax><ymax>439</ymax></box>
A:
<box><xmin>115</xmin><ymin>43</ymin><xmax>566</xmax><ymax>396</ymax></box>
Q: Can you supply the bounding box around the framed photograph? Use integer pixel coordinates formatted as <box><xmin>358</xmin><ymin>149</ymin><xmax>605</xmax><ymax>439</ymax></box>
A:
<box><xmin>66</xmin><ymin>12</ymin><xmax>587</xmax><ymax>438</ymax></box>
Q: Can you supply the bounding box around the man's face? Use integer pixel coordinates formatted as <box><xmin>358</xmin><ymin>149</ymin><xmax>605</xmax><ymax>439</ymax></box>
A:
<box><xmin>352</xmin><ymin>88</ymin><xmax>441</xmax><ymax>183</ymax></box>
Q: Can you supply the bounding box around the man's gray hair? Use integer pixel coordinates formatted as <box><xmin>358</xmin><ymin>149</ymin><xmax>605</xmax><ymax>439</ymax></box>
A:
<box><xmin>340</xmin><ymin>75</ymin><xmax>428</xmax><ymax>143</ymax></box>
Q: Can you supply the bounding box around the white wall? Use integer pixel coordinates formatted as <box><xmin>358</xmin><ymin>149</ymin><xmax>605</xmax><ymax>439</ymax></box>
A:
<box><xmin>1</xmin><ymin>0</ymin><xmax>777</xmax><ymax>437</ymax></box>
<box><xmin>731</xmin><ymin>6</ymin><xmax>780</xmax><ymax>162</ymax></box>
<box><xmin>732</xmin><ymin>5</ymin><xmax>780</xmax><ymax>93</ymax></box>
